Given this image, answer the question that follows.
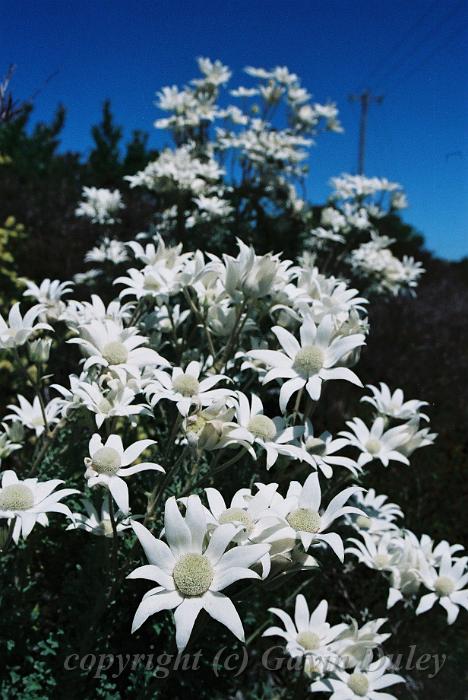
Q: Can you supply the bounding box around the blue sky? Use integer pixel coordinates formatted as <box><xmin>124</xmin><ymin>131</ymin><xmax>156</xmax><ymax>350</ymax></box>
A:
<box><xmin>1</xmin><ymin>0</ymin><xmax>467</xmax><ymax>259</ymax></box>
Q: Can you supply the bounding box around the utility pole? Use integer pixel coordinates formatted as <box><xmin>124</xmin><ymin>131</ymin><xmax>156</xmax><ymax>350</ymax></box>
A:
<box><xmin>348</xmin><ymin>90</ymin><xmax>384</xmax><ymax>174</ymax></box>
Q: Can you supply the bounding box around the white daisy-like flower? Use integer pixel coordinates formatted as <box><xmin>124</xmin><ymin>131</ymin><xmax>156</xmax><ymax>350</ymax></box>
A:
<box><xmin>84</xmin><ymin>434</ymin><xmax>164</xmax><ymax>514</ymax></box>
<box><xmin>145</xmin><ymin>361</ymin><xmax>232</xmax><ymax>417</ymax></box>
<box><xmin>361</xmin><ymin>383</ymin><xmax>429</xmax><ymax>422</ymax></box>
<box><xmin>331</xmin><ymin>618</ymin><xmax>391</xmax><ymax>669</ymax></box>
<box><xmin>339</xmin><ymin>417</ymin><xmax>410</xmax><ymax>468</ymax></box>
<box><xmin>348</xmin><ymin>489</ymin><xmax>403</xmax><ymax>535</ymax></box>
<box><xmin>68</xmin><ymin>319</ymin><xmax>169</xmax><ymax>382</ymax></box>
<box><xmin>0</xmin><ymin>469</ymin><xmax>78</xmax><ymax>543</ymax></box>
<box><xmin>128</xmin><ymin>496</ymin><xmax>269</xmax><ymax>650</ymax></box>
<box><xmin>263</xmin><ymin>596</ymin><xmax>347</xmax><ymax>666</ymax></box>
<box><xmin>115</xmin><ymin>266</ymin><xmax>180</xmax><ymax>302</ymax></box>
<box><xmin>23</xmin><ymin>278</ymin><xmax>74</xmax><ymax>320</ymax></box>
<box><xmin>300</xmin><ymin>420</ymin><xmax>358</xmax><ymax>478</ymax></box>
<box><xmin>5</xmin><ymin>395</ymin><xmax>61</xmax><ymax>436</ymax></box>
<box><xmin>346</xmin><ymin>532</ymin><xmax>400</xmax><ymax>573</ymax></box>
<box><xmin>311</xmin><ymin>657</ymin><xmax>405</xmax><ymax>699</ymax></box>
<box><xmin>202</xmin><ymin>483</ymin><xmax>283</xmax><ymax>577</ymax></box>
<box><xmin>0</xmin><ymin>303</ymin><xmax>52</xmax><ymax>349</ymax></box>
<box><xmin>416</xmin><ymin>554</ymin><xmax>468</xmax><ymax>624</ymax></box>
<box><xmin>66</xmin><ymin>498</ymin><xmax>131</xmax><ymax>537</ymax></box>
<box><xmin>73</xmin><ymin>381</ymin><xmax>147</xmax><ymax>428</ymax></box>
<box><xmin>225</xmin><ymin>392</ymin><xmax>304</xmax><ymax>469</ymax></box>
<box><xmin>248</xmin><ymin>314</ymin><xmax>364</xmax><ymax>412</ymax></box>
<box><xmin>271</xmin><ymin>472</ymin><xmax>363</xmax><ymax>561</ymax></box>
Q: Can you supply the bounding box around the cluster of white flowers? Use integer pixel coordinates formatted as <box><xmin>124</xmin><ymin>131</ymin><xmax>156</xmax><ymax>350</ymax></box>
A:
<box><xmin>0</xmin><ymin>59</ymin><xmax>457</xmax><ymax>695</ymax></box>
<box><xmin>75</xmin><ymin>186</ymin><xmax>124</xmax><ymax>225</ymax></box>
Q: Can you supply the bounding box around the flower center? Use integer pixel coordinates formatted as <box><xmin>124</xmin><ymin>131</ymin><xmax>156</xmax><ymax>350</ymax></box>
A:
<box><xmin>173</xmin><ymin>553</ymin><xmax>214</xmax><ymax>596</ymax></box>
<box><xmin>31</xmin><ymin>415</ymin><xmax>45</xmax><ymax>427</ymax></box>
<box><xmin>172</xmin><ymin>374</ymin><xmax>200</xmax><ymax>397</ymax></box>
<box><xmin>144</xmin><ymin>275</ymin><xmax>161</xmax><ymax>292</ymax></box>
<box><xmin>102</xmin><ymin>341</ymin><xmax>129</xmax><ymax>365</ymax></box>
<box><xmin>356</xmin><ymin>515</ymin><xmax>372</xmax><ymax>529</ymax></box>
<box><xmin>365</xmin><ymin>438</ymin><xmax>381</xmax><ymax>455</ymax></box>
<box><xmin>247</xmin><ymin>415</ymin><xmax>277</xmax><ymax>441</ymax></box>
<box><xmin>287</xmin><ymin>508</ymin><xmax>321</xmax><ymax>533</ymax></box>
<box><xmin>348</xmin><ymin>672</ymin><xmax>369</xmax><ymax>696</ymax></box>
<box><xmin>373</xmin><ymin>553</ymin><xmax>390</xmax><ymax>569</ymax></box>
<box><xmin>91</xmin><ymin>446</ymin><xmax>121</xmax><ymax>475</ymax></box>
<box><xmin>219</xmin><ymin>507</ymin><xmax>254</xmax><ymax>534</ymax></box>
<box><xmin>296</xmin><ymin>631</ymin><xmax>321</xmax><ymax>651</ymax></box>
<box><xmin>98</xmin><ymin>398</ymin><xmax>113</xmax><ymax>413</ymax></box>
<box><xmin>292</xmin><ymin>345</ymin><xmax>325</xmax><ymax>377</ymax></box>
<box><xmin>434</xmin><ymin>575</ymin><xmax>455</xmax><ymax>597</ymax></box>
<box><xmin>0</xmin><ymin>483</ymin><xmax>34</xmax><ymax>511</ymax></box>
<box><xmin>305</xmin><ymin>437</ymin><xmax>327</xmax><ymax>456</ymax></box>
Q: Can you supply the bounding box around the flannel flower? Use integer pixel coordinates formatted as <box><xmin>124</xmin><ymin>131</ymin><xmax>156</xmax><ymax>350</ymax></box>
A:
<box><xmin>128</xmin><ymin>495</ymin><xmax>269</xmax><ymax>649</ymax></box>
<box><xmin>84</xmin><ymin>434</ymin><xmax>164</xmax><ymax>514</ymax></box>
<box><xmin>248</xmin><ymin>314</ymin><xmax>364</xmax><ymax>412</ymax></box>
<box><xmin>0</xmin><ymin>469</ymin><xmax>78</xmax><ymax>542</ymax></box>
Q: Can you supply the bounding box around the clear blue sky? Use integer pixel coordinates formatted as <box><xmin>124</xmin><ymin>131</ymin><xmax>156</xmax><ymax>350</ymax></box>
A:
<box><xmin>1</xmin><ymin>0</ymin><xmax>467</xmax><ymax>259</ymax></box>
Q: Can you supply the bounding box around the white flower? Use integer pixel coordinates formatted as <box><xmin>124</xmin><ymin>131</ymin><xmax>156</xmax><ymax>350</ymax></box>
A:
<box><xmin>348</xmin><ymin>489</ymin><xmax>403</xmax><ymax>535</ymax></box>
<box><xmin>271</xmin><ymin>472</ymin><xmax>363</xmax><ymax>560</ymax></box>
<box><xmin>75</xmin><ymin>187</ymin><xmax>124</xmax><ymax>224</ymax></box>
<box><xmin>249</xmin><ymin>314</ymin><xmax>364</xmax><ymax>412</ymax></box>
<box><xmin>146</xmin><ymin>361</ymin><xmax>232</xmax><ymax>417</ymax></box>
<box><xmin>0</xmin><ymin>469</ymin><xmax>78</xmax><ymax>543</ymax></box>
<box><xmin>67</xmin><ymin>498</ymin><xmax>131</xmax><ymax>537</ymax></box>
<box><xmin>128</xmin><ymin>496</ymin><xmax>269</xmax><ymax>649</ymax></box>
<box><xmin>5</xmin><ymin>395</ymin><xmax>61</xmax><ymax>436</ymax></box>
<box><xmin>68</xmin><ymin>319</ymin><xmax>169</xmax><ymax>382</ymax></box>
<box><xmin>362</xmin><ymin>383</ymin><xmax>429</xmax><ymax>422</ymax></box>
<box><xmin>311</xmin><ymin>657</ymin><xmax>404</xmax><ymax>699</ymax></box>
<box><xmin>0</xmin><ymin>303</ymin><xmax>52</xmax><ymax>349</ymax></box>
<box><xmin>84</xmin><ymin>434</ymin><xmax>164</xmax><ymax>514</ymax></box>
<box><xmin>339</xmin><ymin>417</ymin><xmax>410</xmax><ymax>468</ymax></box>
<box><xmin>23</xmin><ymin>278</ymin><xmax>73</xmax><ymax>320</ymax></box>
<box><xmin>263</xmin><ymin>596</ymin><xmax>347</xmax><ymax>664</ymax></box>
<box><xmin>226</xmin><ymin>392</ymin><xmax>304</xmax><ymax>469</ymax></box>
<box><xmin>73</xmin><ymin>381</ymin><xmax>147</xmax><ymax>428</ymax></box>
<box><xmin>300</xmin><ymin>420</ymin><xmax>358</xmax><ymax>478</ymax></box>
<box><xmin>416</xmin><ymin>554</ymin><xmax>468</xmax><ymax>624</ymax></box>
<box><xmin>346</xmin><ymin>532</ymin><xmax>400</xmax><ymax>573</ymax></box>
<box><xmin>202</xmin><ymin>483</ymin><xmax>283</xmax><ymax>577</ymax></box>
<box><xmin>332</xmin><ymin>618</ymin><xmax>391</xmax><ymax>669</ymax></box>
<box><xmin>85</xmin><ymin>237</ymin><xmax>128</xmax><ymax>264</ymax></box>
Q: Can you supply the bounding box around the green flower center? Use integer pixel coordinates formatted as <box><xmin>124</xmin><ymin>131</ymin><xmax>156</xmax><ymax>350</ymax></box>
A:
<box><xmin>172</xmin><ymin>374</ymin><xmax>200</xmax><ymax>397</ymax></box>
<box><xmin>356</xmin><ymin>515</ymin><xmax>372</xmax><ymax>529</ymax></box>
<box><xmin>248</xmin><ymin>415</ymin><xmax>276</xmax><ymax>441</ymax></box>
<box><xmin>305</xmin><ymin>437</ymin><xmax>327</xmax><ymax>456</ymax></box>
<box><xmin>91</xmin><ymin>446</ymin><xmax>121</xmax><ymax>475</ymax></box>
<box><xmin>373</xmin><ymin>553</ymin><xmax>390</xmax><ymax>569</ymax></box>
<box><xmin>144</xmin><ymin>275</ymin><xmax>161</xmax><ymax>292</ymax></box>
<box><xmin>0</xmin><ymin>483</ymin><xmax>34</xmax><ymax>511</ymax></box>
<box><xmin>98</xmin><ymin>398</ymin><xmax>113</xmax><ymax>413</ymax></box>
<box><xmin>434</xmin><ymin>575</ymin><xmax>455</xmax><ymax>597</ymax></box>
<box><xmin>102</xmin><ymin>341</ymin><xmax>129</xmax><ymax>365</ymax></box>
<box><xmin>348</xmin><ymin>672</ymin><xmax>369</xmax><ymax>696</ymax></box>
<box><xmin>219</xmin><ymin>507</ymin><xmax>254</xmax><ymax>534</ymax></box>
<box><xmin>296</xmin><ymin>631</ymin><xmax>321</xmax><ymax>650</ymax></box>
<box><xmin>173</xmin><ymin>553</ymin><xmax>213</xmax><ymax>596</ymax></box>
<box><xmin>365</xmin><ymin>438</ymin><xmax>381</xmax><ymax>455</ymax></box>
<box><xmin>287</xmin><ymin>508</ymin><xmax>321</xmax><ymax>533</ymax></box>
<box><xmin>293</xmin><ymin>345</ymin><xmax>324</xmax><ymax>377</ymax></box>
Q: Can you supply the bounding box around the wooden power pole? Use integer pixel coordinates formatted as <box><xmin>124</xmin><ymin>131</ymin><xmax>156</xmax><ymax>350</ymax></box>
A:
<box><xmin>349</xmin><ymin>90</ymin><xmax>384</xmax><ymax>174</ymax></box>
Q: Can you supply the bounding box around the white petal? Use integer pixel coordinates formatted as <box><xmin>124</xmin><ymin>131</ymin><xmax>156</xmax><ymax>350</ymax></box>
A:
<box><xmin>202</xmin><ymin>591</ymin><xmax>244</xmax><ymax>642</ymax></box>
<box><xmin>131</xmin><ymin>590</ymin><xmax>182</xmax><ymax>633</ymax></box>
<box><xmin>174</xmin><ymin>597</ymin><xmax>204</xmax><ymax>650</ymax></box>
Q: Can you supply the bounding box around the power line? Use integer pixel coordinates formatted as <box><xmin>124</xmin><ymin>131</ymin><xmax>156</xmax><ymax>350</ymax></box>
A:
<box><xmin>384</xmin><ymin>23</ymin><xmax>467</xmax><ymax>94</ymax></box>
<box><xmin>365</xmin><ymin>0</ymin><xmax>439</xmax><ymax>87</ymax></box>
<box><xmin>367</xmin><ymin>0</ymin><xmax>464</xmax><ymax>90</ymax></box>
